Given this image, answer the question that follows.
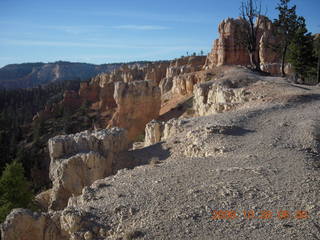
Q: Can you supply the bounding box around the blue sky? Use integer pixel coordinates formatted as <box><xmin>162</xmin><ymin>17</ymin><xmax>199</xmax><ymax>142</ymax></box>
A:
<box><xmin>0</xmin><ymin>0</ymin><xmax>319</xmax><ymax>67</ymax></box>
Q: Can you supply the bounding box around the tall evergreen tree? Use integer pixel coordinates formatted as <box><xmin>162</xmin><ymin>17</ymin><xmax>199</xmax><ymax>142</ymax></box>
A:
<box><xmin>0</xmin><ymin>161</ymin><xmax>34</xmax><ymax>222</ymax></box>
<box><xmin>274</xmin><ymin>0</ymin><xmax>301</xmax><ymax>76</ymax></box>
<box><xmin>287</xmin><ymin>18</ymin><xmax>316</xmax><ymax>82</ymax></box>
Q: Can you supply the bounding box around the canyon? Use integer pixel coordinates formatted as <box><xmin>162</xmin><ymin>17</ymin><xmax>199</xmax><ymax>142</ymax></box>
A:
<box><xmin>1</xmin><ymin>16</ymin><xmax>320</xmax><ymax>240</ymax></box>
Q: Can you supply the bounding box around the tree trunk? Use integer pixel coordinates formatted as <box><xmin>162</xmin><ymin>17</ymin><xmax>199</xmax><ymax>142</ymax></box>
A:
<box><xmin>248</xmin><ymin>52</ymin><xmax>255</xmax><ymax>69</ymax></box>
<box><xmin>317</xmin><ymin>53</ymin><xmax>320</xmax><ymax>84</ymax></box>
<box><xmin>256</xmin><ymin>48</ymin><xmax>261</xmax><ymax>71</ymax></box>
<box><xmin>248</xmin><ymin>51</ymin><xmax>261</xmax><ymax>71</ymax></box>
<box><xmin>281</xmin><ymin>44</ymin><xmax>288</xmax><ymax>77</ymax></box>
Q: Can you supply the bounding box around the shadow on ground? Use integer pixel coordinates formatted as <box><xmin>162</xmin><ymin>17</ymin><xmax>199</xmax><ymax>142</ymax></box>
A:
<box><xmin>113</xmin><ymin>142</ymin><xmax>171</xmax><ymax>173</ymax></box>
<box><xmin>222</xmin><ymin>126</ymin><xmax>255</xmax><ymax>136</ymax></box>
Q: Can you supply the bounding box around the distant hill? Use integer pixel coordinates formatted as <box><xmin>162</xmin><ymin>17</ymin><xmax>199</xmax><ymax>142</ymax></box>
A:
<box><xmin>0</xmin><ymin>61</ymin><xmax>147</xmax><ymax>89</ymax></box>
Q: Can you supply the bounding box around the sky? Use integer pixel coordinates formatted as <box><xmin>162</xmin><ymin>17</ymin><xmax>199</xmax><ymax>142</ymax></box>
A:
<box><xmin>0</xmin><ymin>0</ymin><xmax>319</xmax><ymax>67</ymax></box>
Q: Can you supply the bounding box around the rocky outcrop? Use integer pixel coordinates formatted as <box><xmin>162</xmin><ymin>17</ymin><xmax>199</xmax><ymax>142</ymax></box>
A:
<box><xmin>33</xmin><ymin>56</ymin><xmax>206</xmax><ymax>128</ymax></box>
<box><xmin>46</xmin><ymin>128</ymin><xmax>128</xmax><ymax>210</ymax></box>
<box><xmin>161</xmin><ymin>56</ymin><xmax>207</xmax><ymax>95</ymax></box>
<box><xmin>171</xmin><ymin>72</ymin><xmax>205</xmax><ymax>96</ymax></box>
<box><xmin>166</xmin><ymin>56</ymin><xmax>206</xmax><ymax>78</ymax></box>
<box><xmin>144</xmin><ymin>118</ymin><xmax>187</xmax><ymax>146</ymax></box>
<box><xmin>145</xmin><ymin>62</ymin><xmax>170</xmax><ymax>84</ymax></box>
<box><xmin>109</xmin><ymin>81</ymin><xmax>161</xmax><ymax>141</ymax></box>
<box><xmin>204</xmin><ymin>16</ymin><xmax>287</xmax><ymax>75</ymax></box>
<box><xmin>1</xmin><ymin>207</ymin><xmax>108</xmax><ymax>240</ymax></box>
<box><xmin>205</xmin><ymin>18</ymin><xmax>250</xmax><ymax>68</ymax></box>
<box><xmin>193</xmin><ymin>81</ymin><xmax>248</xmax><ymax>116</ymax></box>
<box><xmin>159</xmin><ymin>77</ymin><xmax>173</xmax><ymax>94</ymax></box>
<box><xmin>0</xmin><ymin>209</ymin><xmax>63</xmax><ymax>240</ymax></box>
<box><xmin>92</xmin><ymin>61</ymin><xmax>170</xmax><ymax>86</ymax></box>
<box><xmin>145</xmin><ymin>120</ymin><xmax>164</xmax><ymax>146</ymax></box>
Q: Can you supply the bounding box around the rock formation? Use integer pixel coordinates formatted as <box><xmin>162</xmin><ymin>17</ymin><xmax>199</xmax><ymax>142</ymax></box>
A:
<box><xmin>145</xmin><ymin>62</ymin><xmax>170</xmax><ymax>84</ymax></box>
<box><xmin>46</xmin><ymin>128</ymin><xmax>128</xmax><ymax>210</ymax></box>
<box><xmin>1</xmin><ymin>209</ymin><xmax>63</xmax><ymax>240</ymax></box>
<box><xmin>161</xmin><ymin>56</ymin><xmax>207</xmax><ymax>96</ymax></box>
<box><xmin>204</xmin><ymin>16</ymin><xmax>288</xmax><ymax>75</ymax></box>
<box><xmin>171</xmin><ymin>71</ymin><xmax>206</xmax><ymax>96</ymax></box>
<box><xmin>144</xmin><ymin>120</ymin><xmax>164</xmax><ymax>146</ymax></box>
<box><xmin>166</xmin><ymin>56</ymin><xmax>206</xmax><ymax>79</ymax></box>
<box><xmin>144</xmin><ymin>118</ymin><xmax>187</xmax><ymax>146</ymax></box>
<box><xmin>193</xmin><ymin>82</ymin><xmax>248</xmax><ymax>116</ymax></box>
<box><xmin>109</xmin><ymin>80</ymin><xmax>161</xmax><ymax>141</ymax></box>
<box><xmin>91</xmin><ymin>61</ymin><xmax>170</xmax><ymax>86</ymax></box>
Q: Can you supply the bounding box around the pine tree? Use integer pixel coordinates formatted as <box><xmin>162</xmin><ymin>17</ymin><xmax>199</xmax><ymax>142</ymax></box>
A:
<box><xmin>0</xmin><ymin>161</ymin><xmax>34</xmax><ymax>222</ymax></box>
<box><xmin>274</xmin><ymin>0</ymin><xmax>301</xmax><ymax>76</ymax></box>
<box><xmin>287</xmin><ymin>19</ymin><xmax>316</xmax><ymax>82</ymax></box>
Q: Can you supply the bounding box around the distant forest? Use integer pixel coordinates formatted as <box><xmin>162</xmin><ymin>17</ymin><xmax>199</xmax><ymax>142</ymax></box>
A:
<box><xmin>0</xmin><ymin>80</ymin><xmax>82</xmax><ymax>191</ymax></box>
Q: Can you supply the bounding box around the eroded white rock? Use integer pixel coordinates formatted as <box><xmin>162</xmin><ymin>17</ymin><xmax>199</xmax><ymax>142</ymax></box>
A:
<box><xmin>47</xmin><ymin>128</ymin><xmax>129</xmax><ymax>210</ymax></box>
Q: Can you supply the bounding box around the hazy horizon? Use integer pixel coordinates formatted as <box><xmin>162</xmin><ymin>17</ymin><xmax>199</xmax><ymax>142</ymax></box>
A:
<box><xmin>1</xmin><ymin>0</ymin><xmax>319</xmax><ymax>68</ymax></box>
